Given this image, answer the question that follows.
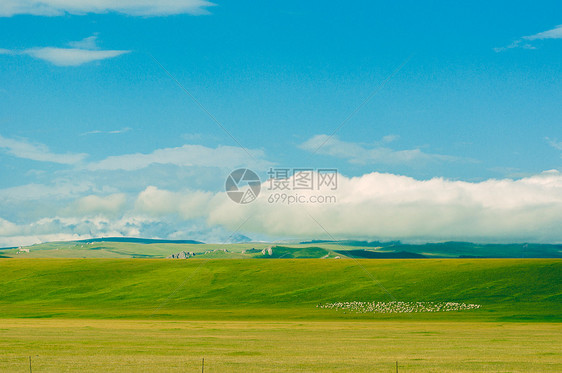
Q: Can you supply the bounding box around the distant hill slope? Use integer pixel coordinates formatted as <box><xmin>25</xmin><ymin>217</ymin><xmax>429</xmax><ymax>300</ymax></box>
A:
<box><xmin>335</xmin><ymin>250</ymin><xmax>426</xmax><ymax>259</ymax></box>
<box><xmin>384</xmin><ymin>241</ymin><xmax>562</xmax><ymax>258</ymax></box>
<box><xmin>0</xmin><ymin>259</ymin><xmax>559</xmax><ymax>321</ymax></box>
<box><xmin>0</xmin><ymin>238</ymin><xmax>560</xmax><ymax>259</ymax></box>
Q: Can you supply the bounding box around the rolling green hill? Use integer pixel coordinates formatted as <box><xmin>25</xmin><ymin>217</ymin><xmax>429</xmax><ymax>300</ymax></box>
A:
<box><xmin>0</xmin><ymin>259</ymin><xmax>559</xmax><ymax>321</ymax></box>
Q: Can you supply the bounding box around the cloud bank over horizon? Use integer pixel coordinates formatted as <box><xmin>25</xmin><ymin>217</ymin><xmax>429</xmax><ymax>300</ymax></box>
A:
<box><xmin>1</xmin><ymin>170</ymin><xmax>561</xmax><ymax>247</ymax></box>
<box><xmin>208</xmin><ymin>170</ymin><xmax>562</xmax><ymax>244</ymax></box>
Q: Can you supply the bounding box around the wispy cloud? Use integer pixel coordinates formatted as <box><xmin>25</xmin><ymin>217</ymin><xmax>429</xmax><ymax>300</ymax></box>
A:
<box><xmin>546</xmin><ymin>137</ymin><xmax>562</xmax><ymax>154</ymax></box>
<box><xmin>381</xmin><ymin>134</ymin><xmax>400</xmax><ymax>144</ymax></box>
<box><xmin>86</xmin><ymin>144</ymin><xmax>272</xmax><ymax>171</ymax></box>
<box><xmin>0</xmin><ymin>0</ymin><xmax>215</xmax><ymax>17</ymax></box>
<box><xmin>24</xmin><ymin>47</ymin><xmax>129</xmax><ymax>66</ymax></box>
<box><xmin>68</xmin><ymin>35</ymin><xmax>99</xmax><ymax>49</ymax></box>
<box><xmin>524</xmin><ymin>24</ymin><xmax>562</xmax><ymax>40</ymax></box>
<box><xmin>300</xmin><ymin>134</ymin><xmax>459</xmax><ymax>165</ymax></box>
<box><xmin>0</xmin><ymin>48</ymin><xmax>15</xmax><ymax>55</ymax></box>
<box><xmin>493</xmin><ymin>40</ymin><xmax>536</xmax><ymax>52</ymax></box>
<box><xmin>495</xmin><ymin>24</ymin><xmax>562</xmax><ymax>52</ymax></box>
<box><xmin>81</xmin><ymin>127</ymin><xmax>132</xmax><ymax>136</ymax></box>
<box><xmin>0</xmin><ymin>181</ymin><xmax>96</xmax><ymax>202</ymax></box>
<box><xmin>0</xmin><ymin>35</ymin><xmax>129</xmax><ymax>66</ymax></box>
<box><xmin>0</xmin><ymin>134</ymin><xmax>87</xmax><ymax>164</ymax></box>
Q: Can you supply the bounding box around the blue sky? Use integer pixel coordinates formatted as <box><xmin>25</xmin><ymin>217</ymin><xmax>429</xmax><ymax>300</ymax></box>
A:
<box><xmin>0</xmin><ymin>1</ymin><xmax>561</xmax><ymax>246</ymax></box>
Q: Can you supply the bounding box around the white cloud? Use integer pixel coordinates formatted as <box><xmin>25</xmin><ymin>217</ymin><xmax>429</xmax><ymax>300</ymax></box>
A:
<box><xmin>1</xmin><ymin>35</ymin><xmax>129</xmax><ymax>66</ymax></box>
<box><xmin>2</xmin><ymin>170</ymin><xmax>562</xmax><ymax>246</ymax></box>
<box><xmin>523</xmin><ymin>24</ymin><xmax>562</xmax><ymax>41</ymax></box>
<box><xmin>0</xmin><ymin>216</ymin><xmax>110</xmax><ymax>247</ymax></box>
<box><xmin>300</xmin><ymin>134</ymin><xmax>457</xmax><ymax>165</ymax></box>
<box><xmin>24</xmin><ymin>47</ymin><xmax>128</xmax><ymax>66</ymax></box>
<box><xmin>86</xmin><ymin>144</ymin><xmax>271</xmax><ymax>171</ymax></box>
<box><xmin>546</xmin><ymin>137</ymin><xmax>562</xmax><ymax>152</ymax></box>
<box><xmin>0</xmin><ymin>214</ymin><xmax>242</xmax><ymax>247</ymax></box>
<box><xmin>495</xmin><ymin>24</ymin><xmax>562</xmax><ymax>52</ymax></box>
<box><xmin>0</xmin><ymin>218</ymin><xmax>19</xmax><ymax>237</ymax></box>
<box><xmin>0</xmin><ymin>182</ymin><xmax>96</xmax><ymax>201</ymax></box>
<box><xmin>493</xmin><ymin>40</ymin><xmax>536</xmax><ymax>52</ymax></box>
<box><xmin>0</xmin><ymin>0</ymin><xmax>215</xmax><ymax>17</ymax></box>
<box><xmin>68</xmin><ymin>35</ymin><xmax>99</xmax><ymax>50</ymax></box>
<box><xmin>0</xmin><ymin>233</ymin><xmax>87</xmax><ymax>248</ymax></box>
<box><xmin>208</xmin><ymin>170</ymin><xmax>562</xmax><ymax>243</ymax></box>
<box><xmin>135</xmin><ymin>186</ymin><xmax>213</xmax><ymax>219</ymax></box>
<box><xmin>67</xmin><ymin>193</ymin><xmax>128</xmax><ymax>216</ymax></box>
<box><xmin>381</xmin><ymin>134</ymin><xmax>400</xmax><ymax>143</ymax></box>
<box><xmin>0</xmin><ymin>134</ymin><xmax>87</xmax><ymax>164</ymax></box>
<box><xmin>0</xmin><ymin>215</ymin><xmax>161</xmax><ymax>247</ymax></box>
<box><xmin>81</xmin><ymin>127</ymin><xmax>132</xmax><ymax>136</ymax></box>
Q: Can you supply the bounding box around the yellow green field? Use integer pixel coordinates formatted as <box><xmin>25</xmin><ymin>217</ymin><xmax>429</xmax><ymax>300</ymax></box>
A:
<box><xmin>1</xmin><ymin>319</ymin><xmax>560</xmax><ymax>372</ymax></box>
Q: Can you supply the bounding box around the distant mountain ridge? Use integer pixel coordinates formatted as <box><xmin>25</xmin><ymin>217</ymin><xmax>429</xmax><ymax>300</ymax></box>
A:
<box><xmin>0</xmin><ymin>238</ymin><xmax>560</xmax><ymax>259</ymax></box>
<box><xmin>76</xmin><ymin>237</ymin><xmax>204</xmax><ymax>245</ymax></box>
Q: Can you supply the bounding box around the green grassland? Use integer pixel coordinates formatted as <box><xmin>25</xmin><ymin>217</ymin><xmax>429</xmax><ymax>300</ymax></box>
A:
<box><xmin>1</xmin><ymin>258</ymin><xmax>560</xmax><ymax>372</ymax></box>
<box><xmin>0</xmin><ymin>259</ymin><xmax>559</xmax><ymax>321</ymax></box>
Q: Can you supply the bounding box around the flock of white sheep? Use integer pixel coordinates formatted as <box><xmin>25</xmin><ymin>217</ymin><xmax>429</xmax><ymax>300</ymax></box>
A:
<box><xmin>317</xmin><ymin>301</ymin><xmax>482</xmax><ymax>313</ymax></box>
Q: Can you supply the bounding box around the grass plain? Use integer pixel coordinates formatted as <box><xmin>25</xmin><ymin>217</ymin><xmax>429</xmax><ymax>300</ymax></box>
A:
<box><xmin>0</xmin><ymin>259</ymin><xmax>559</xmax><ymax>320</ymax></box>
<box><xmin>0</xmin><ymin>258</ymin><xmax>560</xmax><ymax>372</ymax></box>
<box><xmin>0</xmin><ymin>319</ymin><xmax>560</xmax><ymax>372</ymax></box>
